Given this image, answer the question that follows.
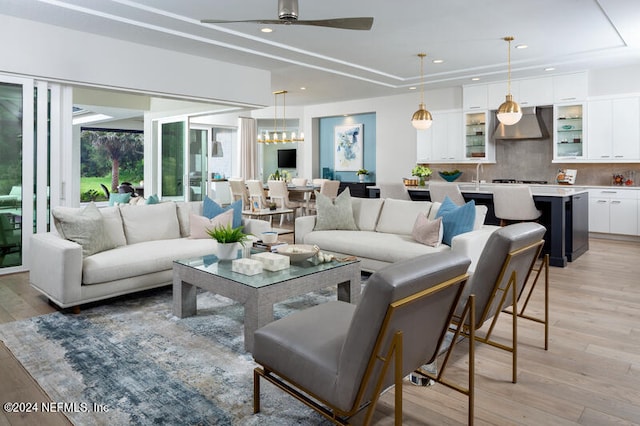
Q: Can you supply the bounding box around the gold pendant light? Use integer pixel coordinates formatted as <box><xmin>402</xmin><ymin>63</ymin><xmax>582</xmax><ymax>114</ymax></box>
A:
<box><xmin>497</xmin><ymin>36</ymin><xmax>522</xmax><ymax>126</ymax></box>
<box><xmin>257</xmin><ymin>90</ymin><xmax>304</xmax><ymax>143</ymax></box>
<box><xmin>411</xmin><ymin>53</ymin><xmax>433</xmax><ymax>130</ymax></box>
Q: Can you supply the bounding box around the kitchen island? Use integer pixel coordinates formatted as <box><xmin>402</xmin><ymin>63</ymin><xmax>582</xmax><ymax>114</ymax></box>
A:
<box><xmin>407</xmin><ymin>184</ymin><xmax>589</xmax><ymax>267</ymax></box>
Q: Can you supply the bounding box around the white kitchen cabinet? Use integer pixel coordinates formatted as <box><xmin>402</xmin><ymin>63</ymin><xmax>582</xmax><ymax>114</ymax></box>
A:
<box><xmin>553</xmin><ymin>72</ymin><xmax>588</xmax><ymax>103</ymax></box>
<box><xmin>587</xmin><ymin>100</ymin><xmax>611</xmax><ymax>160</ymax></box>
<box><xmin>416</xmin><ymin>110</ymin><xmax>463</xmax><ymax>163</ymax></box>
<box><xmin>612</xmin><ymin>97</ymin><xmax>640</xmax><ymax>159</ymax></box>
<box><xmin>554</xmin><ymin>103</ymin><xmax>585</xmax><ymax>161</ymax></box>
<box><xmin>464</xmin><ymin>111</ymin><xmax>494</xmax><ymax>162</ymax></box>
<box><xmin>463</xmin><ymin>85</ymin><xmax>488</xmax><ymax>111</ymax></box>
<box><xmin>587</xmin><ymin>97</ymin><xmax>640</xmax><ymax>161</ymax></box>
<box><xmin>588</xmin><ymin>188</ymin><xmax>638</xmax><ymax>235</ymax></box>
<box><xmin>487</xmin><ymin>81</ymin><xmax>516</xmax><ymax>110</ymax></box>
<box><xmin>518</xmin><ymin>77</ymin><xmax>554</xmax><ymax>106</ymax></box>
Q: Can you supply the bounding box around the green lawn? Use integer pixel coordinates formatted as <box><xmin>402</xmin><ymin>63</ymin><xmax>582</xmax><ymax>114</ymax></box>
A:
<box><xmin>80</xmin><ymin>175</ymin><xmax>141</xmax><ymax>201</ymax></box>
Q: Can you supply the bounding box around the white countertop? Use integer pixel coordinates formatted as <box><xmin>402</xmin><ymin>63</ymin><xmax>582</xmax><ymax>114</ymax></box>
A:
<box><xmin>407</xmin><ymin>183</ymin><xmax>590</xmax><ymax>197</ymax></box>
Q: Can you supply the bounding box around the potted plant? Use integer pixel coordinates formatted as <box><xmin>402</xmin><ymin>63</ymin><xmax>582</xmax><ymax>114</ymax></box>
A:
<box><xmin>206</xmin><ymin>224</ymin><xmax>250</xmax><ymax>260</ymax></box>
<box><xmin>411</xmin><ymin>165</ymin><xmax>432</xmax><ymax>186</ymax></box>
<box><xmin>356</xmin><ymin>168</ymin><xmax>369</xmax><ymax>182</ymax></box>
<box><xmin>268</xmin><ymin>169</ymin><xmax>291</xmax><ymax>182</ymax></box>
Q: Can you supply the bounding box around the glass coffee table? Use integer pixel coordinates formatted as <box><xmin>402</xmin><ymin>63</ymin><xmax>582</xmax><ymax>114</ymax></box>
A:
<box><xmin>173</xmin><ymin>253</ymin><xmax>361</xmax><ymax>352</ymax></box>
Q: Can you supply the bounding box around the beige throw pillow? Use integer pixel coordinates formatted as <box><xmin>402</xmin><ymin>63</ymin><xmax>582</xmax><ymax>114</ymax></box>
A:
<box><xmin>314</xmin><ymin>187</ymin><xmax>358</xmax><ymax>231</ymax></box>
<box><xmin>51</xmin><ymin>203</ymin><xmax>115</xmax><ymax>257</ymax></box>
<box><xmin>412</xmin><ymin>214</ymin><xmax>443</xmax><ymax>247</ymax></box>
<box><xmin>189</xmin><ymin>210</ymin><xmax>233</xmax><ymax>239</ymax></box>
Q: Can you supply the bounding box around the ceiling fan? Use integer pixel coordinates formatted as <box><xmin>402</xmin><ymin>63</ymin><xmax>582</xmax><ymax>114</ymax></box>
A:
<box><xmin>201</xmin><ymin>0</ymin><xmax>374</xmax><ymax>31</ymax></box>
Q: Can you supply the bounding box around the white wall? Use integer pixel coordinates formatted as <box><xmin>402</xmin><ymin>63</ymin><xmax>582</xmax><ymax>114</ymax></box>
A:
<box><xmin>0</xmin><ymin>14</ymin><xmax>271</xmax><ymax>108</ymax></box>
<box><xmin>301</xmin><ymin>87</ymin><xmax>461</xmax><ymax>184</ymax></box>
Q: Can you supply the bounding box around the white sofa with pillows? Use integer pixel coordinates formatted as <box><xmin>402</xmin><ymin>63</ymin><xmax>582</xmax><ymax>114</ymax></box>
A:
<box><xmin>295</xmin><ymin>190</ymin><xmax>499</xmax><ymax>273</ymax></box>
<box><xmin>29</xmin><ymin>198</ymin><xmax>270</xmax><ymax>309</ymax></box>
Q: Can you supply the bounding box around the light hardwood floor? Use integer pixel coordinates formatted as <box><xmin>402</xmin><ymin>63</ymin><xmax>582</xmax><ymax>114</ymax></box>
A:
<box><xmin>1</xmin><ymin>236</ymin><xmax>639</xmax><ymax>425</ymax></box>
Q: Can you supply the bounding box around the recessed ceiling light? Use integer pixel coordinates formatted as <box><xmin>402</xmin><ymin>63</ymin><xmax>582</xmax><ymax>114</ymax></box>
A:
<box><xmin>432</xmin><ymin>59</ymin><xmax>444</xmax><ymax>64</ymax></box>
<box><xmin>300</xmin><ymin>87</ymin><xmax>306</xmax><ymax>90</ymax></box>
<box><xmin>515</xmin><ymin>44</ymin><xmax>528</xmax><ymax>49</ymax></box>
<box><xmin>261</xmin><ymin>27</ymin><xmax>273</xmax><ymax>33</ymax></box>
<box><xmin>471</xmin><ymin>77</ymin><xmax>480</xmax><ymax>81</ymax></box>
<box><xmin>545</xmin><ymin>67</ymin><xmax>556</xmax><ymax>71</ymax></box>
<box><xmin>409</xmin><ymin>86</ymin><xmax>417</xmax><ymax>90</ymax></box>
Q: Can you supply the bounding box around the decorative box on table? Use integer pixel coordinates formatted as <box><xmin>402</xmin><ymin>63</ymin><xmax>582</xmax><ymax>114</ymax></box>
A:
<box><xmin>251</xmin><ymin>252</ymin><xmax>290</xmax><ymax>271</ymax></box>
<box><xmin>231</xmin><ymin>258</ymin><xmax>263</xmax><ymax>276</ymax></box>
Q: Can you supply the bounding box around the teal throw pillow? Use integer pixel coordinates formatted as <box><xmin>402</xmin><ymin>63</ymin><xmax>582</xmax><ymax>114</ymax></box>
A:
<box><xmin>435</xmin><ymin>196</ymin><xmax>476</xmax><ymax>246</ymax></box>
<box><xmin>203</xmin><ymin>196</ymin><xmax>242</xmax><ymax>228</ymax></box>
<box><xmin>145</xmin><ymin>194</ymin><xmax>159</xmax><ymax>204</ymax></box>
<box><xmin>108</xmin><ymin>192</ymin><xmax>131</xmax><ymax>206</ymax></box>
<box><xmin>314</xmin><ymin>187</ymin><xmax>358</xmax><ymax>231</ymax></box>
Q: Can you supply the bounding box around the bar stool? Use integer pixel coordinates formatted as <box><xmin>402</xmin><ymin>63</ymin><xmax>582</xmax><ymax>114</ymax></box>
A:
<box><xmin>492</xmin><ymin>185</ymin><xmax>542</xmax><ymax>226</ymax></box>
<box><xmin>428</xmin><ymin>182</ymin><xmax>465</xmax><ymax>206</ymax></box>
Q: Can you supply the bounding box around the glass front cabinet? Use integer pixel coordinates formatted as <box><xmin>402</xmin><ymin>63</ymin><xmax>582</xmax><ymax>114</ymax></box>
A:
<box><xmin>464</xmin><ymin>111</ymin><xmax>494</xmax><ymax>162</ymax></box>
<box><xmin>554</xmin><ymin>103</ymin><xmax>585</xmax><ymax>161</ymax></box>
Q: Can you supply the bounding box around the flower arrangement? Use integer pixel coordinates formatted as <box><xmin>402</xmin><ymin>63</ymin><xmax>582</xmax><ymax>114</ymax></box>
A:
<box><xmin>268</xmin><ymin>169</ymin><xmax>291</xmax><ymax>182</ymax></box>
<box><xmin>411</xmin><ymin>165</ymin><xmax>432</xmax><ymax>186</ymax></box>
<box><xmin>411</xmin><ymin>165</ymin><xmax>432</xmax><ymax>178</ymax></box>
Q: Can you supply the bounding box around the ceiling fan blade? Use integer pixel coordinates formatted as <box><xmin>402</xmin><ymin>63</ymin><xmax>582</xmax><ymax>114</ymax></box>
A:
<box><xmin>201</xmin><ymin>17</ymin><xmax>374</xmax><ymax>31</ymax></box>
<box><xmin>201</xmin><ymin>19</ymin><xmax>283</xmax><ymax>25</ymax></box>
<box><xmin>293</xmin><ymin>17</ymin><xmax>374</xmax><ymax>30</ymax></box>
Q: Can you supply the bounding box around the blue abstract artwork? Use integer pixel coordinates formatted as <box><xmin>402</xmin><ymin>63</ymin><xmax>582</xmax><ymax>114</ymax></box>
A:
<box><xmin>334</xmin><ymin>123</ymin><xmax>363</xmax><ymax>171</ymax></box>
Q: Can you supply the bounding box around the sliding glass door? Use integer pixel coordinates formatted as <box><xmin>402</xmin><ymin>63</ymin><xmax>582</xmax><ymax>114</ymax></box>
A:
<box><xmin>0</xmin><ymin>82</ymin><xmax>25</xmax><ymax>269</ymax></box>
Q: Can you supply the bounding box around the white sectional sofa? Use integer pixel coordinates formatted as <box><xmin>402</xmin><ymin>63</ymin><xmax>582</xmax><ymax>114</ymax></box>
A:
<box><xmin>29</xmin><ymin>201</ymin><xmax>270</xmax><ymax>309</ymax></box>
<box><xmin>295</xmin><ymin>197</ymin><xmax>499</xmax><ymax>272</ymax></box>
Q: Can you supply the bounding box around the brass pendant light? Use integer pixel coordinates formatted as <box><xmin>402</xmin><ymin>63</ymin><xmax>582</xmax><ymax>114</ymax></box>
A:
<box><xmin>497</xmin><ymin>36</ymin><xmax>522</xmax><ymax>126</ymax></box>
<box><xmin>411</xmin><ymin>53</ymin><xmax>433</xmax><ymax>130</ymax></box>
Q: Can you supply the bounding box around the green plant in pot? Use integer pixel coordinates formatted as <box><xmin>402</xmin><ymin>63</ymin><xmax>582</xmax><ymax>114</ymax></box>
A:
<box><xmin>356</xmin><ymin>168</ymin><xmax>369</xmax><ymax>182</ymax></box>
<box><xmin>411</xmin><ymin>165</ymin><xmax>432</xmax><ymax>186</ymax></box>
<box><xmin>206</xmin><ymin>224</ymin><xmax>249</xmax><ymax>260</ymax></box>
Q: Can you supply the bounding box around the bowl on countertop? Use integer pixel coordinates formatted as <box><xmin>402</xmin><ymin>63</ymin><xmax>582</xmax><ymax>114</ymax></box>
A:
<box><xmin>438</xmin><ymin>171</ymin><xmax>462</xmax><ymax>182</ymax></box>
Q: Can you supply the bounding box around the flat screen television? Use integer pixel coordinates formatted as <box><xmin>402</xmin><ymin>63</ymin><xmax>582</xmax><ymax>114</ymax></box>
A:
<box><xmin>277</xmin><ymin>149</ymin><xmax>297</xmax><ymax>168</ymax></box>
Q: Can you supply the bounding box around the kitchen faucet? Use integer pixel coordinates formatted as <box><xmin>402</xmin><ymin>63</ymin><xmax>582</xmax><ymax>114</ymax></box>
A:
<box><xmin>475</xmin><ymin>162</ymin><xmax>484</xmax><ymax>190</ymax></box>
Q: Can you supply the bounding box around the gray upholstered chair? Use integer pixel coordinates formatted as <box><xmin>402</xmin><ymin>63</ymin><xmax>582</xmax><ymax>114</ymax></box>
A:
<box><xmin>428</xmin><ymin>181</ymin><xmax>466</xmax><ymax>206</ymax></box>
<box><xmin>450</xmin><ymin>222</ymin><xmax>549</xmax><ymax>384</ymax></box>
<box><xmin>253</xmin><ymin>251</ymin><xmax>477</xmax><ymax>425</ymax></box>
<box><xmin>492</xmin><ymin>185</ymin><xmax>542</xmax><ymax>226</ymax></box>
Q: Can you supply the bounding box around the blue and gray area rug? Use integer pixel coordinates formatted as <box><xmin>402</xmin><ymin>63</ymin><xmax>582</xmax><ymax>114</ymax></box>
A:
<box><xmin>0</xmin><ymin>285</ymin><xmax>349</xmax><ymax>425</ymax></box>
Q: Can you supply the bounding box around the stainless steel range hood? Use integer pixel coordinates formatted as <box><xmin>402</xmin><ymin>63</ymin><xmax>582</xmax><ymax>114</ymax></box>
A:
<box><xmin>493</xmin><ymin>106</ymin><xmax>548</xmax><ymax>140</ymax></box>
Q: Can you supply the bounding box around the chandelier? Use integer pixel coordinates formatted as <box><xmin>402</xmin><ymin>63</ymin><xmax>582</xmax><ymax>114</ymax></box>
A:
<box><xmin>257</xmin><ymin>90</ymin><xmax>304</xmax><ymax>143</ymax></box>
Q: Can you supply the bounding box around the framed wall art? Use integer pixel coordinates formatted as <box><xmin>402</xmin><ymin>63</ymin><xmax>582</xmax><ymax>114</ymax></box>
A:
<box><xmin>334</xmin><ymin>124</ymin><xmax>363</xmax><ymax>171</ymax></box>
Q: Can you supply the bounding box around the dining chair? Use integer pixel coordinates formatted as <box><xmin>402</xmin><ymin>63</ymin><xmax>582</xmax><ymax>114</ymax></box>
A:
<box><xmin>253</xmin><ymin>251</ymin><xmax>476</xmax><ymax>425</ymax></box>
<box><xmin>429</xmin><ymin>181</ymin><xmax>466</xmax><ymax>206</ymax></box>
<box><xmin>267</xmin><ymin>180</ymin><xmax>304</xmax><ymax>225</ymax></box>
<box><xmin>246</xmin><ymin>180</ymin><xmax>268</xmax><ymax>210</ymax></box>
<box><xmin>288</xmin><ymin>178</ymin><xmax>308</xmax><ymax>206</ymax></box>
<box><xmin>493</xmin><ymin>185</ymin><xmax>542</xmax><ymax>226</ymax></box>
<box><xmin>307</xmin><ymin>180</ymin><xmax>341</xmax><ymax>214</ymax></box>
<box><xmin>228</xmin><ymin>178</ymin><xmax>249</xmax><ymax>208</ymax></box>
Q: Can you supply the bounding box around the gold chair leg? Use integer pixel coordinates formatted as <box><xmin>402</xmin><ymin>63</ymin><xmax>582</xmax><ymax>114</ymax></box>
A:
<box><xmin>253</xmin><ymin>368</ymin><xmax>261</xmax><ymax>414</ymax></box>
